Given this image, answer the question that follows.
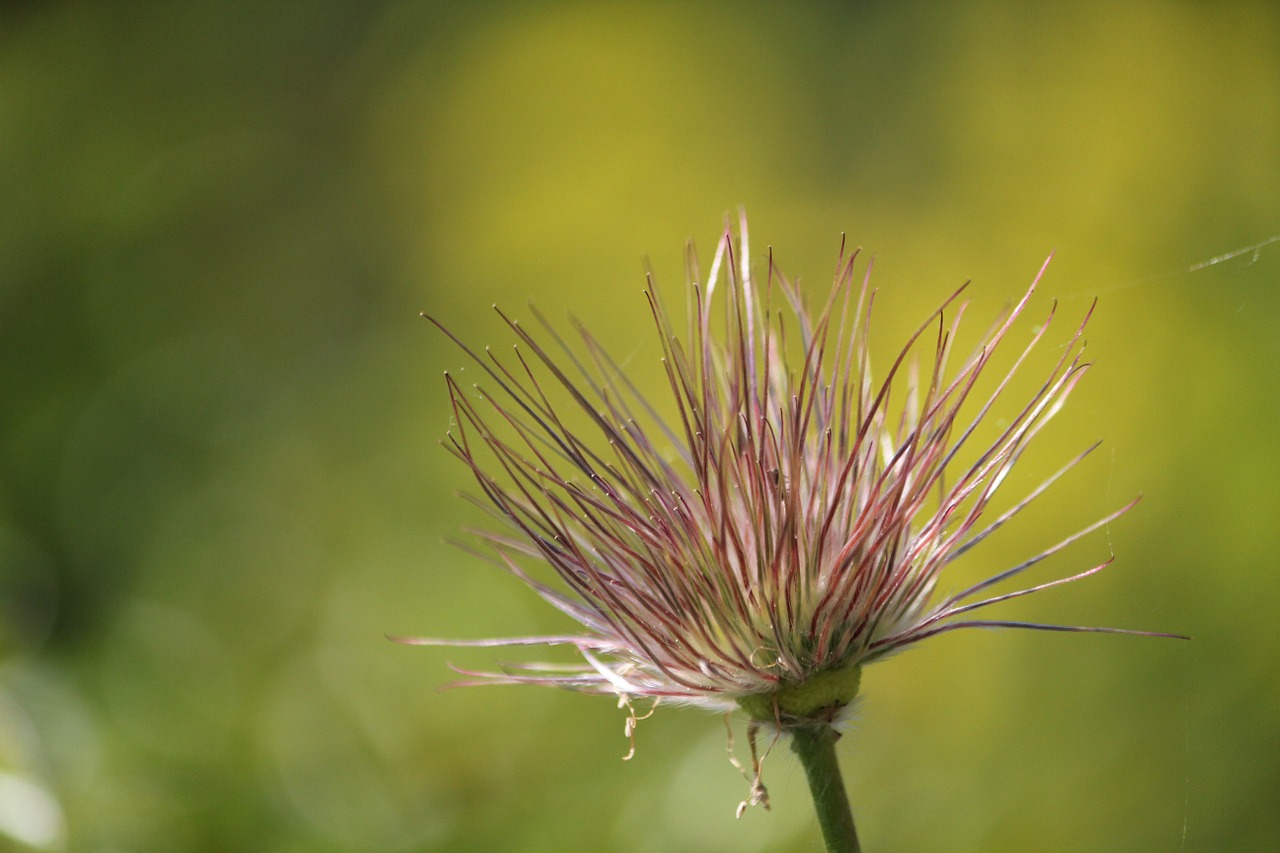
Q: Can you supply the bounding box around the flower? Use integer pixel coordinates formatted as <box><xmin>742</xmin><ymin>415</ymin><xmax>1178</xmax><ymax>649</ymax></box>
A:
<box><xmin>399</xmin><ymin>213</ymin><xmax>1178</xmax><ymax>740</ymax></box>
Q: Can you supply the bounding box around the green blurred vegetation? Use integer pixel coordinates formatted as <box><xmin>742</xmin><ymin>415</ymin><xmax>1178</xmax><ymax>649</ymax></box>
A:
<box><xmin>1</xmin><ymin>2</ymin><xmax>1277</xmax><ymax>851</ymax></box>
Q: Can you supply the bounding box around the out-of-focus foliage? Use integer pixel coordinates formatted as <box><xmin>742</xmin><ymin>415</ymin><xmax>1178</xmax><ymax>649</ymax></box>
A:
<box><xmin>1</xmin><ymin>2</ymin><xmax>1276</xmax><ymax>851</ymax></box>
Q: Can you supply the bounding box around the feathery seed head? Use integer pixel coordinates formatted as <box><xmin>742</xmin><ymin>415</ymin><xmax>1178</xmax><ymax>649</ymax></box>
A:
<box><xmin>400</xmin><ymin>212</ymin><xmax>1180</xmax><ymax>737</ymax></box>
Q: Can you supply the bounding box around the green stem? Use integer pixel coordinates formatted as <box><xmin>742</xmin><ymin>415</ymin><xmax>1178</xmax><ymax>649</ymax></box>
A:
<box><xmin>790</xmin><ymin>723</ymin><xmax>861</xmax><ymax>853</ymax></box>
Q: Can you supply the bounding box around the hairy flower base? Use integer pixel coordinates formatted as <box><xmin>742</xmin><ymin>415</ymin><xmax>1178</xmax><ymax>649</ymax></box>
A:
<box><xmin>737</xmin><ymin>665</ymin><xmax>862</xmax><ymax>726</ymax></box>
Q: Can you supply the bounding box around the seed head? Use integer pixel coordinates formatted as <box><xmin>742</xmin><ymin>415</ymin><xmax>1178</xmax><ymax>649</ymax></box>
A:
<box><xmin>398</xmin><ymin>213</ymin><xmax>1181</xmax><ymax>739</ymax></box>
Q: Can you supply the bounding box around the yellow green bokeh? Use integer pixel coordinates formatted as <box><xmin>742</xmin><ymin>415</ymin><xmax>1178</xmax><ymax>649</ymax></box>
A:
<box><xmin>1</xmin><ymin>3</ymin><xmax>1277</xmax><ymax>851</ymax></box>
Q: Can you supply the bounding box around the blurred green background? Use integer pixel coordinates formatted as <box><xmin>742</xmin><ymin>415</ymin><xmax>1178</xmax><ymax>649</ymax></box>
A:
<box><xmin>1</xmin><ymin>2</ymin><xmax>1276</xmax><ymax>851</ymax></box>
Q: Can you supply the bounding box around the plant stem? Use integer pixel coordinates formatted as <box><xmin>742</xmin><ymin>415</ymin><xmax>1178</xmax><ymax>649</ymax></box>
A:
<box><xmin>790</xmin><ymin>723</ymin><xmax>861</xmax><ymax>853</ymax></box>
